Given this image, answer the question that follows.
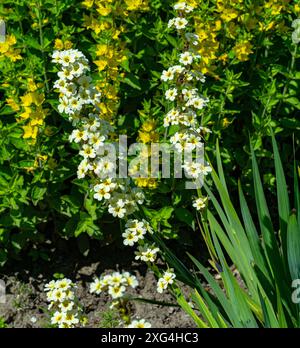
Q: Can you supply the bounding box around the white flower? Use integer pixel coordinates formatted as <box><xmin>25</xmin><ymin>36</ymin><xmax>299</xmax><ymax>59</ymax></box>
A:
<box><xmin>170</xmin><ymin>65</ymin><xmax>185</xmax><ymax>74</ymax></box>
<box><xmin>174</xmin><ymin>2</ymin><xmax>186</xmax><ymax>11</ymax></box>
<box><xmin>108</xmin><ymin>204</ymin><xmax>126</xmax><ymax>218</ymax></box>
<box><xmin>128</xmin><ymin>319</ymin><xmax>152</xmax><ymax>328</ymax></box>
<box><xmin>30</xmin><ymin>316</ymin><xmax>37</xmax><ymax>324</ymax></box>
<box><xmin>61</xmin><ymin>312</ymin><xmax>79</xmax><ymax>326</ymax></box>
<box><xmin>157</xmin><ymin>278</ymin><xmax>168</xmax><ymax>293</ymax></box>
<box><xmin>51</xmin><ymin>50</ymin><xmax>62</xmax><ymax>64</ymax></box>
<box><xmin>135</xmin><ymin>244</ymin><xmax>160</xmax><ymax>263</ymax></box>
<box><xmin>79</xmin><ymin>144</ymin><xmax>96</xmax><ymax>159</ymax></box>
<box><xmin>70</xmin><ymin>129</ymin><xmax>88</xmax><ymax>143</ymax></box>
<box><xmin>182</xmin><ymin>88</ymin><xmax>197</xmax><ymax>101</ymax></box>
<box><xmin>77</xmin><ymin>160</ymin><xmax>89</xmax><ymax>179</ymax></box>
<box><xmin>110</xmin><ymin>272</ymin><xmax>125</xmax><ymax>286</ymax></box>
<box><xmin>95</xmin><ymin>159</ymin><xmax>115</xmax><ymax>176</ymax></box>
<box><xmin>174</xmin><ymin>17</ymin><xmax>188</xmax><ymax>30</ymax></box>
<box><xmin>56</xmin><ymin>279</ymin><xmax>72</xmax><ymax>291</ymax></box>
<box><xmin>58</xmin><ymin>67</ymin><xmax>75</xmax><ymax>81</ymax></box>
<box><xmin>193</xmin><ymin>197</ymin><xmax>208</xmax><ymax>211</ymax></box>
<box><xmin>90</xmin><ymin>278</ymin><xmax>105</xmax><ymax>294</ymax></box>
<box><xmin>68</xmin><ymin>97</ymin><xmax>83</xmax><ymax>112</ymax></box>
<box><xmin>161</xmin><ymin>69</ymin><xmax>175</xmax><ymax>81</ymax></box>
<box><xmin>108</xmin><ymin>285</ymin><xmax>126</xmax><ymax>299</ymax></box>
<box><xmin>60</xmin><ymin>50</ymin><xmax>76</xmax><ymax>67</ymax></box>
<box><xmin>58</xmin><ymin>96</ymin><xmax>71</xmax><ymax>114</ymax></box>
<box><xmin>122</xmin><ymin>229</ymin><xmax>139</xmax><ymax>246</ymax></box>
<box><xmin>122</xmin><ymin>272</ymin><xmax>139</xmax><ymax>288</ymax></box>
<box><xmin>179</xmin><ymin>51</ymin><xmax>193</xmax><ymax>65</ymax></box>
<box><xmin>51</xmin><ymin>289</ymin><xmax>67</xmax><ymax>302</ymax></box>
<box><xmin>183</xmin><ymin>162</ymin><xmax>212</xmax><ymax>179</ymax></box>
<box><xmin>189</xmin><ymin>96</ymin><xmax>209</xmax><ymax>109</ymax></box>
<box><xmin>165</xmin><ymin>88</ymin><xmax>178</xmax><ymax>101</ymax></box>
<box><xmin>45</xmin><ymin>280</ymin><xmax>57</xmax><ymax>292</ymax></box>
<box><xmin>163</xmin><ymin>270</ymin><xmax>176</xmax><ymax>285</ymax></box>
<box><xmin>93</xmin><ymin>184</ymin><xmax>111</xmax><ymax>201</ymax></box>
<box><xmin>51</xmin><ymin>311</ymin><xmax>64</xmax><ymax>326</ymax></box>
<box><xmin>59</xmin><ymin>300</ymin><xmax>74</xmax><ymax>312</ymax></box>
<box><xmin>168</xmin><ymin>18</ymin><xmax>175</xmax><ymax>28</ymax></box>
<box><xmin>156</xmin><ymin>270</ymin><xmax>176</xmax><ymax>293</ymax></box>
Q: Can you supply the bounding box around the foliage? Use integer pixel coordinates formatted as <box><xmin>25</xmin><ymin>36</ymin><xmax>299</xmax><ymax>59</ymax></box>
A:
<box><xmin>0</xmin><ymin>0</ymin><xmax>300</xmax><ymax>329</ymax></box>
<box><xmin>161</xmin><ymin>134</ymin><xmax>300</xmax><ymax>328</ymax></box>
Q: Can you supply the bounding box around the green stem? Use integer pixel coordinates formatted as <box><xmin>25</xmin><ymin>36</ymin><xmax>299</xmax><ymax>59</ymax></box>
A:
<box><xmin>36</xmin><ymin>1</ymin><xmax>49</xmax><ymax>93</ymax></box>
<box><xmin>274</xmin><ymin>43</ymin><xmax>298</xmax><ymax>118</ymax></box>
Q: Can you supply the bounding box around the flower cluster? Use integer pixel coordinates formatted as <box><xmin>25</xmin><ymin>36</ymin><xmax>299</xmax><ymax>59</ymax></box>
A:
<box><xmin>45</xmin><ymin>278</ymin><xmax>86</xmax><ymax>328</ymax></box>
<box><xmin>164</xmin><ymin>2</ymin><xmax>212</xmax><ymax>183</ymax></box>
<box><xmin>122</xmin><ymin>219</ymin><xmax>153</xmax><ymax>245</ymax></box>
<box><xmin>136</xmin><ymin>119</ymin><xmax>159</xmax><ymax>189</ymax></box>
<box><xmin>90</xmin><ymin>271</ymin><xmax>138</xmax><ymax>300</ymax></box>
<box><xmin>18</xmin><ymin>90</ymin><xmax>48</xmax><ymax>142</ymax></box>
<box><xmin>0</xmin><ymin>34</ymin><xmax>21</xmax><ymax>62</ymax></box>
<box><xmin>53</xmin><ymin>49</ymin><xmax>145</xmax><ymax>218</ymax></box>
<box><xmin>82</xmin><ymin>0</ymin><xmax>149</xmax><ymax>121</ymax></box>
<box><xmin>191</xmin><ymin>0</ymin><xmax>293</xmax><ymax>74</ymax></box>
<box><xmin>52</xmin><ymin>49</ymin><xmax>101</xmax><ymax>116</ymax></box>
<box><xmin>157</xmin><ymin>269</ymin><xmax>176</xmax><ymax>294</ymax></box>
<box><xmin>135</xmin><ymin>243</ymin><xmax>160</xmax><ymax>263</ymax></box>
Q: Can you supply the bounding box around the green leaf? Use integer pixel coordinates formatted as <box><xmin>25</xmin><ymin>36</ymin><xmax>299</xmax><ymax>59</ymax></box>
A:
<box><xmin>271</xmin><ymin>131</ymin><xmax>290</xmax><ymax>261</ymax></box>
<box><xmin>122</xmin><ymin>74</ymin><xmax>141</xmax><ymax>90</ymax></box>
<box><xmin>174</xmin><ymin>207</ymin><xmax>195</xmax><ymax>230</ymax></box>
<box><xmin>287</xmin><ymin>212</ymin><xmax>300</xmax><ymax>280</ymax></box>
<box><xmin>31</xmin><ymin>185</ymin><xmax>47</xmax><ymax>206</ymax></box>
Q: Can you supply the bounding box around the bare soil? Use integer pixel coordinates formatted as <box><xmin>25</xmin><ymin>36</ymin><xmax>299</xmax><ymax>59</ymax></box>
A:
<box><xmin>0</xmin><ymin>239</ymin><xmax>195</xmax><ymax>328</ymax></box>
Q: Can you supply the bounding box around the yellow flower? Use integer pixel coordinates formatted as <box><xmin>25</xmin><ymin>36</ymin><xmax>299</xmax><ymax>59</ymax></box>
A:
<box><xmin>96</xmin><ymin>5</ymin><xmax>112</xmax><ymax>16</ymax></box>
<box><xmin>30</xmin><ymin>109</ymin><xmax>46</xmax><ymax>126</ymax></box>
<box><xmin>20</xmin><ymin>94</ymin><xmax>34</xmax><ymax>107</ymax></box>
<box><xmin>221</xmin><ymin>118</ymin><xmax>232</xmax><ymax>128</ymax></box>
<box><xmin>0</xmin><ymin>34</ymin><xmax>22</xmax><ymax>61</ymax></box>
<box><xmin>28</xmin><ymin>78</ymin><xmax>38</xmax><ymax>92</ymax></box>
<box><xmin>21</xmin><ymin>92</ymin><xmax>45</xmax><ymax>107</ymax></box>
<box><xmin>186</xmin><ymin>0</ymin><xmax>198</xmax><ymax>8</ymax></box>
<box><xmin>82</xmin><ymin>0</ymin><xmax>94</xmax><ymax>8</ymax></box>
<box><xmin>141</xmin><ymin>120</ymin><xmax>156</xmax><ymax>132</ymax></box>
<box><xmin>135</xmin><ymin>178</ymin><xmax>158</xmax><ymax>189</ymax></box>
<box><xmin>22</xmin><ymin>125</ymin><xmax>38</xmax><ymax>139</ymax></box>
<box><xmin>94</xmin><ymin>59</ymin><xmax>108</xmax><ymax>71</ymax></box>
<box><xmin>217</xmin><ymin>6</ymin><xmax>239</xmax><ymax>22</ymax></box>
<box><xmin>124</xmin><ymin>0</ymin><xmax>149</xmax><ymax>11</ymax></box>
<box><xmin>233</xmin><ymin>41</ymin><xmax>253</xmax><ymax>61</ymax></box>
<box><xmin>54</xmin><ymin>39</ymin><xmax>64</xmax><ymax>50</ymax></box>
<box><xmin>259</xmin><ymin>21</ymin><xmax>275</xmax><ymax>32</ymax></box>
<box><xmin>64</xmin><ymin>40</ymin><xmax>73</xmax><ymax>49</ymax></box>
<box><xmin>83</xmin><ymin>14</ymin><xmax>110</xmax><ymax>34</ymax></box>
<box><xmin>6</xmin><ymin>98</ymin><xmax>20</xmax><ymax>112</ymax></box>
<box><xmin>218</xmin><ymin>53</ymin><xmax>228</xmax><ymax>64</ymax></box>
<box><xmin>19</xmin><ymin>107</ymin><xmax>32</xmax><ymax>120</ymax></box>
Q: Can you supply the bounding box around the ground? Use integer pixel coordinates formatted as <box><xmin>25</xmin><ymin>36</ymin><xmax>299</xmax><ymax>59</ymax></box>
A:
<box><xmin>0</xmin><ymin>239</ymin><xmax>195</xmax><ymax>328</ymax></box>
